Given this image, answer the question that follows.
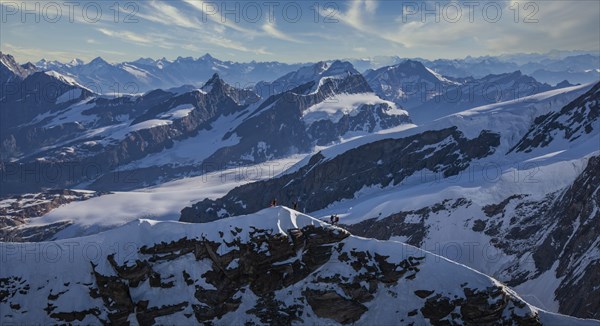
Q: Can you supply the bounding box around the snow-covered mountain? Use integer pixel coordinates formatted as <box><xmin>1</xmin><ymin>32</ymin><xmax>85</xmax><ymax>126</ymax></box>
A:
<box><xmin>0</xmin><ymin>57</ymin><xmax>409</xmax><ymax>194</ymax></box>
<box><xmin>31</xmin><ymin>54</ymin><xmax>307</xmax><ymax>94</ymax></box>
<box><xmin>364</xmin><ymin>59</ymin><xmax>566</xmax><ymax>123</ymax></box>
<box><xmin>364</xmin><ymin>59</ymin><xmax>463</xmax><ymax>110</ymax></box>
<box><xmin>408</xmin><ymin>70</ymin><xmax>560</xmax><ymax>123</ymax></box>
<box><xmin>0</xmin><ymin>52</ymin><xmax>37</xmax><ymax>86</ymax></box>
<box><xmin>22</xmin><ymin>51</ymin><xmax>600</xmax><ymax>95</ymax></box>
<box><xmin>421</xmin><ymin>53</ymin><xmax>600</xmax><ymax>85</ymax></box>
<box><xmin>1</xmin><ymin>206</ymin><xmax>597</xmax><ymax>325</ymax></box>
<box><xmin>255</xmin><ymin>60</ymin><xmax>360</xmax><ymax>97</ymax></box>
<box><xmin>179</xmin><ymin>82</ymin><xmax>600</xmax><ymax>320</ymax></box>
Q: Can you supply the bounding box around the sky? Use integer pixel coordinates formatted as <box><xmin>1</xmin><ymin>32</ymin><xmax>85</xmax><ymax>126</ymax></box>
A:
<box><xmin>1</xmin><ymin>0</ymin><xmax>599</xmax><ymax>64</ymax></box>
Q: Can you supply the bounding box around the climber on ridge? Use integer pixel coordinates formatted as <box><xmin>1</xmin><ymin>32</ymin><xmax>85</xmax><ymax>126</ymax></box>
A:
<box><xmin>330</xmin><ymin>214</ymin><xmax>340</xmax><ymax>225</ymax></box>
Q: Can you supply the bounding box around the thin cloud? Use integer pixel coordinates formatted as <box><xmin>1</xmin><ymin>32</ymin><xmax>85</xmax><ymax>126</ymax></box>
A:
<box><xmin>137</xmin><ymin>1</ymin><xmax>201</xmax><ymax>30</ymax></box>
<box><xmin>96</xmin><ymin>28</ymin><xmax>154</xmax><ymax>46</ymax></box>
<box><xmin>181</xmin><ymin>0</ymin><xmax>258</xmax><ymax>36</ymax></box>
<box><xmin>319</xmin><ymin>0</ymin><xmax>401</xmax><ymax>45</ymax></box>
<box><xmin>135</xmin><ymin>1</ymin><xmax>270</xmax><ymax>55</ymax></box>
<box><xmin>262</xmin><ymin>21</ymin><xmax>306</xmax><ymax>44</ymax></box>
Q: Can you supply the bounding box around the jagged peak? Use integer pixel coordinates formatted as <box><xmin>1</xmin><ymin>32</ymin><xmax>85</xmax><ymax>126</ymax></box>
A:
<box><xmin>20</xmin><ymin>62</ymin><xmax>36</xmax><ymax>70</ymax></box>
<box><xmin>200</xmin><ymin>53</ymin><xmax>216</xmax><ymax>61</ymax></box>
<box><xmin>201</xmin><ymin>73</ymin><xmax>227</xmax><ymax>93</ymax></box>
<box><xmin>325</xmin><ymin>60</ymin><xmax>359</xmax><ymax>76</ymax></box>
<box><xmin>395</xmin><ymin>59</ymin><xmax>428</xmax><ymax>70</ymax></box>
<box><xmin>175</xmin><ymin>56</ymin><xmax>194</xmax><ymax>63</ymax></box>
<box><xmin>89</xmin><ymin>56</ymin><xmax>110</xmax><ymax>66</ymax></box>
<box><xmin>69</xmin><ymin>58</ymin><xmax>84</xmax><ymax>66</ymax></box>
<box><xmin>556</xmin><ymin>80</ymin><xmax>575</xmax><ymax>88</ymax></box>
<box><xmin>0</xmin><ymin>51</ymin><xmax>14</xmax><ymax>60</ymax></box>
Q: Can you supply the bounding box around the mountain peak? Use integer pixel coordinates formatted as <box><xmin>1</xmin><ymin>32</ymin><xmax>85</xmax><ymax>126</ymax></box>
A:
<box><xmin>556</xmin><ymin>80</ymin><xmax>575</xmax><ymax>88</ymax></box>
<box><xmin>132</xmin><ymin>57</ymin><xmax>156</xmax><ymax>65</ymax></box>
<box><xmin>69</xmin><ymin>58</ymin><xmax>84</xmax><ymax>66</ymax></box>
<box><xmin>89</xmin><ymin>56</ymin><xmax>109</xmax><ymax>66</ymax></box>
<box><xmin>20</xmin><ymin>62</ymin><xmax>36</xmax><ymax>70</ymax></box>
<box><xmin>208</xmin><ymin>73</ymin><xmax>221</xmax><ymax>81</ymax></box>
<box><xmin>325</xmin><ymin>60</ymin><xmax>358</xmax><ymax>76</ymax></box>
<box><xmin>200</xmin><ymin>53</ymin><xmax>215</xmax><ymax>61</ymax></box>
<box><xmin>175</xmin><ymin>56</ymin><xmax>194</xmax><ymax>63</ymax></box>
<box><xmin>0</xmin><ymin>51</ymin><xmax>16</xmax><ymax>64</ymax></box>
<box><xmin>398</xmin><ymin>59</ymin><xmax>427</xmax><ymax>70</ymax></box>
<box><xmin>201</xmin><ymin>73</ymin><xmax>226</xmax><ymax>93</ymax></box>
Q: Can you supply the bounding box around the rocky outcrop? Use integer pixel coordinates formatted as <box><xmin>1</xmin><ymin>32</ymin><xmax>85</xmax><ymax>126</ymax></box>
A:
<box><xmin>181</xmin><ymin>127</ymin><xmax>500</xmax><ymax>222</ymax></box>
<box><xmin>345</xmin><ymin>198</ymin><xmax>472</xmax><ymax>247</ymax></box>
<box><xmin>510</xmin><ymin>81</ymin><xmax>599</xmax><ymax>153</ymax></box>
<box><xmin>0</xmin><ymin>51</ymin><xmax>37</xmax><ymax>86</ymax></box>
<box><xmin>536</xmin><ymin>156</ymin><xmax>600</xmax><ymax>319</ymax></box>
<box><xmin>0</xmin><ymin>189</ymin><xmax>100</xmax><ymax>241</ymax></box>
<box><xmin>420</xmin><ymin>287</ymin><xmax>541</xmax><ymax>326</ymax></box>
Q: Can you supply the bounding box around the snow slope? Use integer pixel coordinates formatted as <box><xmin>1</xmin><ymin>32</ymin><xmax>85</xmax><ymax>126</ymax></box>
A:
<box><xmin>22</xmin><ymin>156</ymin><xmax>306</xmax><ymax>240</ymax></box>
<box><xmin>1</xmin><ymin>207</ymin><xmax>597</xmax><ymax>325</ymax></box>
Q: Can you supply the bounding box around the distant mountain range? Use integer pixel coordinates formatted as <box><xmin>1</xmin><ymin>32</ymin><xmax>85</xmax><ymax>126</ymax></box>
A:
<box><xmin>3</xmin><ymin>50</ymin><xmax>597</xmax><ymax>94</ymax></box>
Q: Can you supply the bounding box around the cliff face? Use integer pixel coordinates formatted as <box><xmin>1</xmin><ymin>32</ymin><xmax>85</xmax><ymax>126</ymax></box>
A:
<box><xmin>2</xmin><ymin>208</ymin><xmax>581</xmax><ymax>325</ymax></box>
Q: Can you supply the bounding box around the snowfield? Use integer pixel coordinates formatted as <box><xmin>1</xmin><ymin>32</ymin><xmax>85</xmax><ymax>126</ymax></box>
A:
<box><xmin>302</xmin><ymin>93</ymin><xmax>408</xmax><ymax>125</ymax></box>
<box><xmin>26</xmin><ymin>156</ymin><xmax>307</xmax><ymax>239</ymax></box>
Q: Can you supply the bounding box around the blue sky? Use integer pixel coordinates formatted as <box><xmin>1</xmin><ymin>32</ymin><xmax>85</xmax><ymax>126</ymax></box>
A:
<box><xmin>1</xmin><ymin>0</ymin><xmax>599</xmax><ymax>63</ymax></box>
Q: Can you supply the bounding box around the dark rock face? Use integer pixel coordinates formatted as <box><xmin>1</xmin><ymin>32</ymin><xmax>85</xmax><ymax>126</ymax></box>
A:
<box><xmin>0</xmin><ymin>71</ymin><xmax>93</xmax><ymax>138</ymax></box>
<box><xmin>255</xmin><ymin>60</ymin><xmax>361</xmax><ymax>98</ymax></box>
<box><xmin>510</xmin><ymin>81</ymin><xmax>599</xmax><ymax>153</ymax></box>
<box><xmin>345</xmin><ymin>198</ymin><xmax>472</xmax><ymax>247</ymax></box>
<box><xmin>535</xmin><ymin>156</ymin><xmax>600</xmax><ymax>319</ymax></box>
<box><xmin>365</xmin><ymin>61</ymin><xmax>558</xmax><ymax>122</ymax></box>
<box><xmin>304</xmin><ymin>289</ymin><xmax>368</xmax><ymax>324</ymax></box>
<box><xmin>180</xmin><ymin>127</ymin><xmax>500</xmax><ymax>223</ymax></box>
<box><xmin>420</xmin><ymin>287</ymin><xmax>541</xmax><ymax>326</ymax></box>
